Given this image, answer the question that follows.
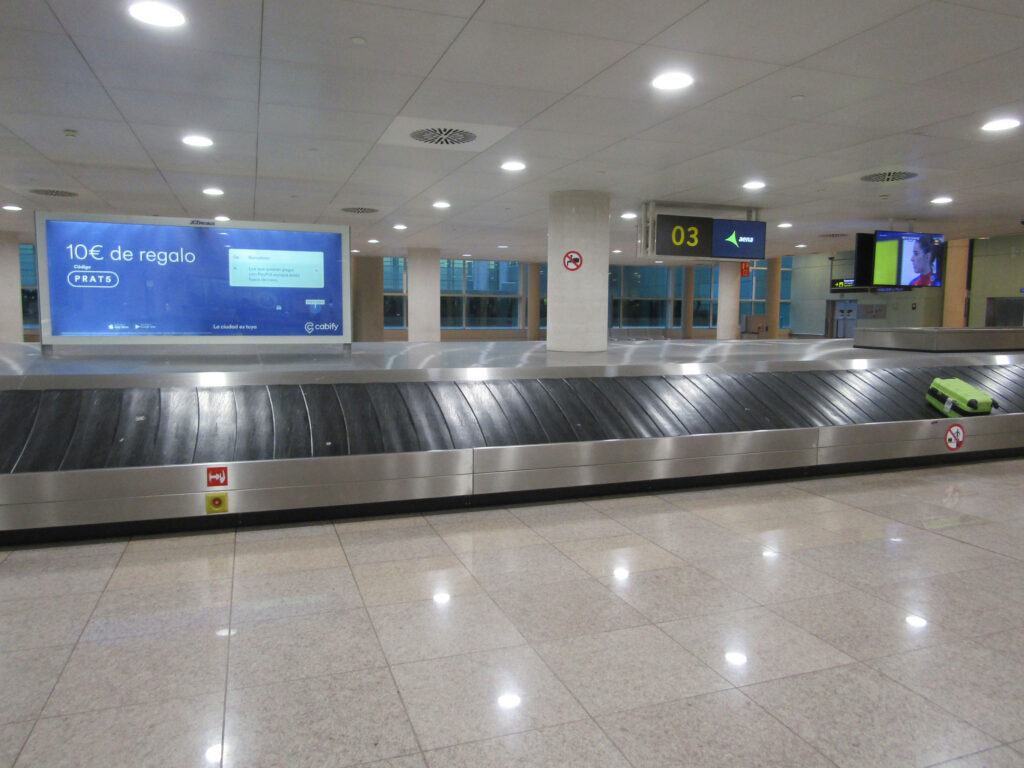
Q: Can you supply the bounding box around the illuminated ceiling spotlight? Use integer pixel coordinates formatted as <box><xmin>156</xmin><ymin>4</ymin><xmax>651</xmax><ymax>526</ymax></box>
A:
<box><xmin>393</xmin><ymin>223</ymin><xmax>407</xmax><ymax>230</ymax></box>
<box><xmin>620</xmin><ymin>211</ymin><xmax>638</xmax><ymax>220</ymax></box>
<box><xmin>214</xmin><ymin>215</ymin><xmax>230</xmax><ymax>222</ymax></box>
<box><xmin>651</xmin><ymin>71</ymin><xmax>694</xmax><ymax>91</ymax></box>
<box><xmin>501</xmin><ymin>160</ymin><xmax>526</xmax><ymax>172</ymax></box>
<box><xmin>930</xmin><ymin>196</ymin><xmax>953</xmax><ymax>205</ymax></box>
<box><xmin>202</xmin><ymin>187</ymin><xmax>224</xmax><ymax>196</ymax></box>
<box><xmin>777</xmin><ymin>222</ymin><xmax>793</xmax><ymax>228</ymax></box>
<box><xmin>742</xmin><ymin>180</ymin><xmax>766</xmax><ymax>190</ymax></box>
<box><xmin>128</xmin><ymin>1</ymin><xmax>186</xmax><ymax>27</ymax></box>
<box><xmin>432</xmin><ymin>200</ymin><xmax>451</xmax><ymax>209</ymax></box>
<box><xmin>182</xmin><ymin>134</ymin><xmax>213</xmax><ymax>148</ymax></box>
<box><xmin>981</xmin><ymin>117</ymin><xmax>1020</xmax><ymax>132</ymax></box>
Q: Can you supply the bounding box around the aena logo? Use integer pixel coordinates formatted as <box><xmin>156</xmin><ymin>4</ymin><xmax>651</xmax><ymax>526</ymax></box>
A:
<box><xmin>724</xmin><ymin>231</ymin><xmax>756</xmax><ymax>247</ymax></box>
<box><xmin>304</xmin><ymin>321</ymin><xmax>339</xmax><ymax>333</ymax></box>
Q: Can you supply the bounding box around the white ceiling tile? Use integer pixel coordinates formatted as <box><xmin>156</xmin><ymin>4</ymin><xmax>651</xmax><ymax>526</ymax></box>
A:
<box><xmin>358</xmin><ymin>0</ymin><xmax>482</xmax><ymax>17</ymax></box>
<box><xmin>430</xmin><ymin>21</ymin><xmax>635</xmax><ymax>93</ymax></box>
<box><xmin>401</xmin><ymin>79</ymin><xmax>563</xmax><ymax>126</ymax></box>
<box><xmin>96</xmin><ymin>192</ymin><xmax>186</xmax><ymax>216</ymax></box>
<box><xmin>3</xmin><ymin>0</ymin><xmax>65</xmax><ymax>33</ymax></box>
<box><xmin>636</xmin><ymin>107</ymin><xmax>794</xmax><ymax>150</ymax></box>
<box><xmin>0</xmin><ymin>28</ymin><xmax>96</xmax><ymax>83</ymax></box>
<box><xmin>800</xmin><ymin>2</ymin><xmax>1024</xmax><ymax>83</ymax></box>
<box><xmin>162</xmin><ymin>172</ymin><xmax>257</xmax><ymax>217</ymax></box>
<box><xmin>474</xmin><ymin>0</ymin><xmax>702</xmax><ymax>43</ymax></box>
<box><xmin>0</xmin><ymin>79</ymin><xmax>122</xmax><ymax>121</ymax></box>
<box><xmin>919</xmin><ymin>49</ymin><xmax>1024</xmax><ymax>108</ymax></box>
<box><xmin>523</xmin><ymin>95</ymin><xmax>684</xmax><ymax>138</ymax></box>
<box><xmin>943</xmin><ymin>0</ymin><xmax>1024</xmax><ymax>16</ymax></box>
<box><xmin>486</xmin><ymin>130</ymin><xmax>615</xmax><ymax>161</ymax></box>
<box><xmin>737</xmin><ymin>122</ymin><xmax>887</xmax><ymax>155</ymax></box>
<box><xmin>132</xmin><ymin>124</ymin><xmax>258</xmax><ymax>176</ymax></box>
<box><xmin>259</xmin><ymin>59</ymin><xmax>422</xmax><ymax>114</ymax></box>
<box><xmin>585</xmin><ymin>139</ymin><xmax>707</xmax><ymax>168</ymax></box>
<box><xmin>650</xmin><ymin>0</ymin><xmax>923</xmax><ymax>65</ymax></box>
<box><xmin>256</xmin><ymin>135</ymin><xmax>370</xmax><ymax>181</ymax></box>
<box><xmin>818</xmin><ymin>84</ymin><xmax>1001</xmax><ymax>134</ymax></box>
<box><xmin>108</xmin><ymin>88</ymin><xmax>258</xmax><ymax>132</ymax></box>
<box><xmin>258</xmin><ymin>105</ymin><xmax>391</xmax><ymax>143</ymax></box>
<box><xmin>52</xmin><ymin>166</ymin><xmax>172</xmax><ymax>195</ymax></box>
<box><xmin>3</xmin><ymin>115</ymin><xmax>152</xmax><ymax>169</ymax></box>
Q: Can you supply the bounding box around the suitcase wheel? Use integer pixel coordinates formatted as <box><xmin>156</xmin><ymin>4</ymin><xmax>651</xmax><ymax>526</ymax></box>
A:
<box><xmin>967</xmin><ymin>398</ymin><xmax>978</xmax><ymax>410</ymax></box>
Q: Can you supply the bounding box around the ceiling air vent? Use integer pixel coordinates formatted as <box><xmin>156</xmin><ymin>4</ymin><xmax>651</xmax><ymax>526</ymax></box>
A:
<box><xmin>410</xmin><ymin>127</ymin><xmax>477</xmax><ymax>146</ymax></box>
<box><xmin>860</xmin><ymin>171</ymin><xmax>918</xmax><ymax>183</ymax></box>
<box><xmin>341</xmin><ymin>207</ymin><xmax>378</xmax><ymax>214</ymax></box>
<box><xmin>819</xmin><ymin>233</ymin><xmax>846</xmax><ymax>239</ymax></box>
<box><xmin>29</xmin><ymin>188</ymin><xmax>78</xmax><ymax>197</ymax></box>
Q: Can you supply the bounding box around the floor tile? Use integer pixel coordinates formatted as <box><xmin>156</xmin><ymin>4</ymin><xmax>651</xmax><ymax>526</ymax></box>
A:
<box><xmin>0</xmin><ymin>646</ymin><xmax>71</xmax><ymax>724</ymax></box>
<box><xmin>644</xmin><ymin>526</ymin><xmax>765</xmax><ymax>563</ymax></box>
<box><xmin>597</xmin><ymin>688</ymin><xmax>833</xmax><ymax>768</ymax></box>
<box><xmin>660</xmin><ymin>606</ymin><xmax>855</xmax><ymax>686</ymax></box>
<box><xmin>869</xmin><ymin>639</ymin><xmax>1024</xmax><ymax>742</ymax></box>
<box><xmin>423</xmin><ymin>719</ymin><xmax>630</xmax><ymax>768</ymax></box>
<box><xmin>554</xmin><ymin>534</ymin><xmax>685</xmax><ymax>579</ymax></box>
<box><xmin>3</xmin><ymin>542</ymin><xmax>126</xmax><ymax>565</ymax></box>
<box><xmin>126</xmin><ymin>531</ymin><xmax>235</xmax><ymax>552</ymax></box>
<box><xmin>456</xmin><ymin>544</ymin><xmax>589</xmax><ymax>591</ymax></box>
<box><xmin>864</xmin><ymin>499</ymin><xmax>992</xmax><ymax>531</ymax></box>
<box><xmin>489</xmin><ymin>578</ymin><xmax>646</xmax><ymax>643</ymax></box>
<box><xmin>230</xmin><ymin>566</ymin><xmax>363</xmax><ymax>624</ymax></box>
<box><xmin>973</xmin><ymin>626</ymin><xmax>1024</xmax><ymax>660</ymax></box>
<box><xmin>369</xmin><ymin>593</ymin><xmax>524</xmax><ymax>664</ymax></box>
<box><xmin>235</xmin><ymin>522</ymin><xmax>334</xmax><ymax>543</ymax></box>
<box><xmin>229</xmin><ymin>608</ymin><xmax>385</xmax><ymax>689</ymax></box>
<box><xmin>744</xmin><ymin>663</ymin><xmax>997</xmax><ymax>768</ymax></box>
<box><xmin>43</xmin><ymin>630</ymin><xmax>227</xmax><ymax>717</ymax></box>
<box><xmin>0</xmin><ymin>593</ymin><xmax>99</xmax><ymax>652</ymax></box>
<box><xmin>0</xmin><ymin>556</ymin><xmax>116</xmax><ymax>601</ymax></box>
<box><xmin>602</xmin><ymin>566</ymin><xmax>757</xmax><ymax>623</ymax></box>
<box><xmin>534</xmin><ymin>625</ymin><xmax>729</xmax><ymax>716</ymax></box>
<box><xmin>339</xmin><ymin>526</ymin><xmax>452</xmax><ymax>564</ymax></box>
<box><xmin>609</xmin><ymin>507</ymin><xmax>715</xmax><ymax>537</ymax></box>
<box><xmin>510</xmin><ymin>502</ymin><xmax>630</xmax><ymax>543</ymax></box>
<box><xmin>354</xmin><ymin>756</ymin><xmax>426</xmax><ymax>768</ymax></box>
<box><xmin>769</xmin><ymin>589</ymin><xmax>960</xmax><ymax>660</ymax></box>
<box><xmin>423</xmin><ymin>508</ymin><xmax>514</xmax><ymax>525</ymax></box>
<box><xmin>335</xmin><ymin>514</ymin><xmax>429</xmax><ymax>532</ymax></box>
<box><xmin>105</xmin><ymin>543</ymin><xmax>233</xmax><ymax>591</ymax></box>
<box><xmin>391</xmin><ymin>645</ymin><xmax>586</xmax><ymax>751</ymax></box>
<box><xmin>352</xmin><ymin>555</ymin><xmax>481</xmax><ymax>606</ymax></box>
<box><xmin>940</xmin><ymin>523</ymin><xmax>1024</xmax><ymax>561</ymax></box>
<box><xmin>83</xmin><ymin>580</ymin><xmax>230</xmax><ymax>642</ymax></box>
<box><xmin>930</xmin><ymin>746</ymin><xmax>1024</xmax><ymax>767</ymax></box>
<box><xmin>15</xmin><ymin>693</ymin><xmax>223</xmax><ymax>768</ymax></box>
<box><xmin>696</xmin><ymin>552</ymin><xmax>849</xmax><ymax>605</ymax></box>
<box><xmin>584</xmin><ymin>495</ymin><xmax>676</xmax><ymax>514</ymax></box>
<box><xmin>431</xmin><ymin>517</ymin><xmax>547</xmax><ymax>554</ymax></box>
<box><xmin>0</xmin><ymin>721</ymin><xmax>32</xmax><ymax>768</ymax></box>
<box><xmin>224</xmin><ymin>668</ymin><xmax>418</xmax><ymax>767</ymax></box>
<box><xmin>233</xmin><ymin>534</ymin><xmax>345</xmax><ymax>576</ymax></box>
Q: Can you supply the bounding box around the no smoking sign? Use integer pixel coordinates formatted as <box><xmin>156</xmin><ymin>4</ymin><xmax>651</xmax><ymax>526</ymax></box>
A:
<box><xmin>563</xmin><ymin>251</ymin><xmax>582</xmax><ymax>271</ymax></box>
<box><xmin>945</xmin><ymin>423</ymin><xmax>965</xmax><ymax>451</ymax></box>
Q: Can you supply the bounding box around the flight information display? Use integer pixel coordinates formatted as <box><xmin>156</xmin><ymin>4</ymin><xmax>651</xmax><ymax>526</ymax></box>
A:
<box><xmin>39</xmin><ymin>216</ymin><xmax>348</xmax><ymax>343</ymax></box>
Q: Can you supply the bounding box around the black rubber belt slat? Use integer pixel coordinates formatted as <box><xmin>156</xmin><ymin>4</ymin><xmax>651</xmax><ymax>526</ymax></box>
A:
<box><xmin>301</xmin><ymin>384</ymin><xmax>348</xmax><ymax>457</ymax></box>
<box><xmin>663</xmin><ymin>375</ymin><xmax>739</xmax><ymax>432</ymax></box>
<box><xmin>233</xmin><ymin>386</ymin><xmax>275</xmax><ymax>461</ymax></box>
<box><xmin>508</xmin><ymin>379</ymin><xmax>577</xmax><ymax>443</ymax></box>
<box><xmin>106</xmin><ymin>388</ymin><xmax>161</xmax><ymax>467</ymax></box>
<box><xmin>60</xmin><ymin>389</ymin><xmax>123</xmax><ymax>470</ymax></box>
<box><xmin>456</xmin><ymin>381</ymin><xmax>518</xmax><ymax>447</ymax></box>
<box><xmin>427</xmin><ymin>381</ymin><xmax>486</xmax><ymax>449</ymax></box>
<box><xmin>962</xmin><ymin>366</ymin><xmax>1024</xmax><ymax>411</ymax></box>
<box><xmin>537</xmin><ymin>378</ymin><xmax>609</xmax><ymax>441</ymax></box>
<box><xmin>790</xmin><ymin>371</ymin><xmax>873</xmax><ymax>424</ymax></box>
<box><xmin>726</xmin><ymin>372</ymin><xmax>818</xmax><ymax>429</ymax></box>
<box><xmin>689</xmin><ymin>374</ymin><xmax>775</xmax><ymax>431</ymax></box>
<box><xmin>638</xmin><ymin>376</ymin><xmax>711</xmax><ymax>434</ymax></box>
<box><xmin>767</xmin><ymin>372</ymin><xmax>851</xmax><ymax>426</ymax></box>
<box><xmin>585</xmin><ymin>378</ymin><xmax>664</xmax><ymax>438</ymax></box>
<box><xmin>614</xmin><ymin>377</ymin><xmax>688</xmax><ymax>436</ymax></box>
<box><xmin>483</xmin><ymin>380</ymin><xmax>551</xmax><ymax>445</ymax></box>
<box><xmin>942</xmin><ymin>366</ymin><xmax>1024</xmax><ymax>412</ymax></box>
<box><xmin>194</xmin><ymin>388</ymin><xmax>237</xmax><ymax>464</ymax></box>
<box><xmin>849</xmin><ymin>369</ymin><xmax>935</xmax><ymax>421</ymax></box>
<box><xmin>818</xmin><ymin>370</ymin><xmax>901</xmax><ymax>423</ymax></box>
<box><xmin>0</xmin><ymin>390</ymin><xmax>41</xmax><ymax>473</ymax></box>
<box><xmin>334</xmin><ymin>384</ymin><xmax>384</xmax><ymax>455</ymax></box>
<box><xmin>977</xmin><ymin>366</ymin><xmax>1024</xmax><ymax>411</ymax></box>
<box><xmin>268</xmin><ymin>385</ymin><xmax>312</xmax><ymax>459</ymax></box>
<box><xmin>153</xmin><ymin>388</ymin><xmax>200</xmax><ymax>466</ymax></box>
<box><xmin>566</xmin><ymin>378</ymin><xmax>645</xmax><ymax>439</ymax></box>
<box><xmin>365</xmin><ymin>383</ymin><xmax>421</xmax><ymax>453</ymax></box>
<box><xmin>886</xmin><ymin>367</ymin><xmax>956</xmax><ymax>416</ymax></box>
<box><xmin>13</xmin><ymin>390</ymin><xmax>81</xmax><ymax>473</ymax></box>
<box><xmin>397</xmin><ymin>383</ymin><xmax>454</xmax><ymax>451</ymax></box>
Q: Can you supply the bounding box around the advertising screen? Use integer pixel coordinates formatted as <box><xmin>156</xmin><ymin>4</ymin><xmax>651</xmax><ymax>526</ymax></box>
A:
<box><xmin>710</xmin><ymin>219</ymin><xmax>767</xmax><ymax>260</ymax></box>
<box><xmin>37</xmin><ymin>215</ymin><xmax>350</xmax><ymax>344</ymax></box>
<box><xmin>873</xmin><ymin>230</ymin><xmax>944</xmax><ymax>288</ymax></box>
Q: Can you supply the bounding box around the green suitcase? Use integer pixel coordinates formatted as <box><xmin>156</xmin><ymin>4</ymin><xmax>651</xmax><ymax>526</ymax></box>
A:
<box><xmin>927</xmin><ymin>377</ymin><xmax>997</xmax><ymax>416</ymax></box>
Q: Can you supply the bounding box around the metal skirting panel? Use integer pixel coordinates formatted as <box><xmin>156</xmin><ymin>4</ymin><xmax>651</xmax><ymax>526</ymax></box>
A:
<box><xmin>855</xmin><ymin>327</ymin><xmax>1024</xmax><ymax>352</ymax></box>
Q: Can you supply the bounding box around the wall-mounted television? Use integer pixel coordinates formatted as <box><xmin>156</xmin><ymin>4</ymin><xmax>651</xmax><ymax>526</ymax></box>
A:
<box><xmin>873</xmin><ymin>230</ymin><xmax>944</xmax><ymax>288</ymax></box>
<box><xmin>36</xmin><ymin>213</ymin><xmax>350</xmax><ymax>345</ymax></box>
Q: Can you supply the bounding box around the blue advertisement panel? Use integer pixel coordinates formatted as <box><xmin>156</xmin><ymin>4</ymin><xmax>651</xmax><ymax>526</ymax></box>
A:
<box><xmin>710</xmin><ymin>219</ymin><xmax>767</xmax><ymax>260</ymax></box>
<box><xmin>43</xmin><ymin>219</ymin><xmax>345</xmax><ymax>338</ymax></box>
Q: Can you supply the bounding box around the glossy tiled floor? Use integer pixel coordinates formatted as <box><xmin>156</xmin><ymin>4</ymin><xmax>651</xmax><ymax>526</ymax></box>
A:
<box><xmin>2</xmin><ymin>458</ymin><xmax>1024</xmax><ymax>767</ymax></box>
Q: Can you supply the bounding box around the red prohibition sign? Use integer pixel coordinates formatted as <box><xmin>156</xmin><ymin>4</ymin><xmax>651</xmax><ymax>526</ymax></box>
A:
<box><xmin>945</xmin><ymin>423</ymin><xmax>965</xmax><ymax>451</ymax></box>
<box><xmin>563</xmin><ymin>251</ymin><xmax>583</xmax><ymax>271</ymax></box>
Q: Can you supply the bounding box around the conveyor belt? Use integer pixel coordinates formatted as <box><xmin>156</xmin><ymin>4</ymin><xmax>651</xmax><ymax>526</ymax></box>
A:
<box><xmin>2</xmin><ymin>364</ymin><xmax>1022</xmax><ymax>474</ymax></box>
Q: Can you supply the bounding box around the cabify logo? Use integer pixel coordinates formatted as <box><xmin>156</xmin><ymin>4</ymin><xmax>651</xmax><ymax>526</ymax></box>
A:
<box><xmin>724</xmin><ymin>231</ymin><xmax>755</xmax><ymax>247</ymax></box>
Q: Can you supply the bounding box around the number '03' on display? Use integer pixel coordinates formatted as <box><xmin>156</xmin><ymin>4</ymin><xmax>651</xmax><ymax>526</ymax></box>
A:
<box><xmin>655</xmin><ymin>215</ymin><xmax>712</xmax><ymax>258</ymax></box>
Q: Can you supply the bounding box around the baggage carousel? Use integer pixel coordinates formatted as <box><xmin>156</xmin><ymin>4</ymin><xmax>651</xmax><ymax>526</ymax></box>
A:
<box><xmin>1</xmin><ymin>341</ymin><xmax>1022</xmax><ymax>538</ymax></box>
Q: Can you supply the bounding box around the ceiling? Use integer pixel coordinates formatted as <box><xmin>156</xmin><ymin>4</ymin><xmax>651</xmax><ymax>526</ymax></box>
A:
<box><xmin>2</xmin><ymin>0</ymin><xmax>1023</xmax><ymax>261</ymax></box>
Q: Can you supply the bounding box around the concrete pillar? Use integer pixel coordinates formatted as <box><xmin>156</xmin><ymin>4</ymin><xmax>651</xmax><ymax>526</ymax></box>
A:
<box><xmin>526</xmin><ymin>261</ymin><xmax>541</xmax><ymax>341</ymax></box>
<box><xmin>546</xmin><ymin>190</ymin><xmax>610</xmax><ymax>352</ymax></box>
<box><xmin>942</xmin><ymin>239</ymin><xmax>970</xmax><ymax>328</ymax></box>
<box><xmin>406</xmin><ymin>248</ymin><xmax>440</xmax><ymax>342</ymax></box>
<box><xmin>717</xmin><ymin>260</ymin><xmax>740</xmax><ymax>340</ymax></box>
<box><xmin>682</xmin><ymin>265</ymin><xmax>694</xmax><ymax>339</ymax></box>
<box><xmin>766</xmin><ymin>257</ymin><xmax>782</xmax><ymax>338</ymax></box>
<box><xmin>351</xmin><ymin>256</ymin><xmax>383</xmax><ymax>342</ymax></box>
<box><xmin>0</xmin><ymin>232</ymin><xmax>22</xmax><ymax>343</ymax></box>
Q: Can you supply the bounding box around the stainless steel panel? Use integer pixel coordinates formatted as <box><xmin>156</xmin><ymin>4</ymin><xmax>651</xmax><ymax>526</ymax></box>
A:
<box><xmin>856</xmin><ymin>327</ymin><xmax>1024</xmax><ymax>352</ymax></box>
<box><xmin>818</xmin><ymin>432</ymin><xmax>1024</xmax><ymax>465</ymax></box>
<box><xmin>818</xmin><ymin>414</ymin><xmax>1024</xmax><ymax>448</ymax></box>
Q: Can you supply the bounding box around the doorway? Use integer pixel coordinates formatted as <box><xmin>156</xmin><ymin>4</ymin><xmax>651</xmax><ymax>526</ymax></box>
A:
<box><xmin>826</xmin><ymin>300</ymin><xmax>858</xmax><ymax>338</ymax></box>
<box><xmin>985</xmin><ymin>297</ymin><xmax>1024</xmax><ymax>327</ymax></box>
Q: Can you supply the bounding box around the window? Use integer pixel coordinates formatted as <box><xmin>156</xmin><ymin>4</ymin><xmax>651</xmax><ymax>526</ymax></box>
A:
<box><xmin>20</xmin><ymin>244</ymin><xmax>39</xmax><ymax>330</ymax></box>
<box><xmin>382</xmin><ymin>257</ymin><xmax>406</xmax><ymax>328</ymax></box>
<box><xmin>693</xmin><ymin>265</ymin><xmax>718</xmax><ymax>328</ymax></box>
<box><xmin>538</xmin><ymin>263</ymin><xmax>547</xmax><ymax>329</ymax></box>
<box><xmin>608</xmin><ymin>265</ymin><xmax>671</xmax><ymax>328</ymax></box>
<box><xmin>740</xmin><ymin>259</ymin><xmax>767</xmax><ymax>320</ymax></box>
<box><xmin>780</xmin><ymin>255</ymin><xmax>793</xmax><ymax>329</ymax></box>
<box><xmin>440</xmin><ymin>259</ymin><xmax>521</xmax><ymax>329</ymax></box>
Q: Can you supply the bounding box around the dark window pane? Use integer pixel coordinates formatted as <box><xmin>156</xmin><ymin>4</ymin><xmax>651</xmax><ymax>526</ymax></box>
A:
<box><xmin>608</xmin><ymin>265</ymin><xmax>621</xmax><ymax>299</ymax></box>
<box><xmin>22</xmin><ymin>288</ymin><xmax>39</xmax><ymax>327</ymax></box>
<box><xmin>752</xmin><ymin>301</ymin><xmax>766</xmax><ymax>316</ymax></box>
<box><xmin>672</xmin><ymin>266</ymin><xmax>685</xmax><ymax>298</ymax></box>
<box><xmin>780</xmin><ymin>302</ymin><xmax>791</xmax><ymax>329</ymax></box>
<box><xmin>609</xmin><ymin>298</ymin><xmax>621</xmax><ymax>328</ymax></box>
<box><xmin>754</xmin><ymin>275</ymin><xmax>766</xmax><ymax>300</ymax></box>
<box><xmin>19</xmin><ymin>244</ymin><xmax>37</xmax><ymax>287</ymax></box>
<box><xmin>693</xmin><ymin>266</ymin><xmax>712</xmax><ymax>299</ymax></box>
<box><xmin>383</xmin><ymin>295</ymin><xmax>405</xmax><ymax>328</ymax></box>
<box><xmin>539</xmin><ymin>264</ymin><xmax>547</xmax><ymax>296</ymax></box>
<box><xmin>440</xmin><ymin>259</ymin><xmax>464</xmax><ymax>293</ymax></box>
<box><xmin>441</xmin><ymin>295</ymin><xmax>463</xmax><ymax>328</ymax></box>
<box><xmin>782</xmin><ymin>255</ymin><xmax>793</xmax><ymax>269</ymax></box>
<box><xmin>540</xmin><ymin>296</ymin><xmax>547</xmax><ymax>329</ymax></box>
<box><xmin>780</xmin><ymin>269</ymin><xmax>792</xmax><ymax>300</ymax></box>
<box><xmin>740</xmin><ymin>301</ymin><xmax>753</xmax><ymax>317</ymax></box>
<box><xmin>382</xmin><ymin>257</ymin><xmax>405</xmax><ymax>292</ymax></box>
<box><xmin>712</xmin><ymin>267</ymin><xmax>719</xmax><ymax>299</ymax></box>
<box><xmin>622</xmin><ymin>265</ymin><xmax>669</xmax><ymax>298</ymax></box>
<box><xmin>740</xmin><ymin>274</ymin><xmax>754</xmax><ymax>300</ymax></box>
<box><xmin>694</xmin><ymin>299</ymin><xmax>718</xmax><ymax>328</ymax></box>
<box><xmin>465</xmin><ymin>260</ymin><xmax>520</xmax><ymax>294</ymax></box>
<box><xmin>672</xmin><ymin>299</ymin><xmax>683</xmax><ymax>327</ymax></box>
<box><xmin>621</xmin><ymin>299</ymin><xmax>667</xmax><ymax>328</ymax></box>
<box><xmin>465</xmin><ymin>296</ymin><xmax>518</xmax><ymax>327</ymax></box>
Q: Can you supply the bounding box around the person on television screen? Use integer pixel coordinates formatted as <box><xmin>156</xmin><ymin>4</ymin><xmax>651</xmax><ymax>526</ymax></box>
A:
<box><xmin>908</xmin><ymin>238</ymin><xmax>940</xmax><ymax>286</ymax></box>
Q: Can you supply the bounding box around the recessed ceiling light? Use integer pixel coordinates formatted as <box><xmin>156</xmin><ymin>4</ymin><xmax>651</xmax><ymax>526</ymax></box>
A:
<box><xmin>905</xmin><ymin>615</ymin><xmax>928</xmax><ymax>628</ymax></box>
<box><xmin>743</xmin><ymin>180</ymin><xmax>766</xmax><ymax>190</ymax></box>
<box><xmin>497</xmin><ymin>244</ymin><xmax>509</xmax><ymax>248</ymax></box>
<box><xmin>214</xmin><ymin>215</ymin><xmax>230</xmax><ymax>222</ymax></box>
<box><xmin>349</xmin><ymin>36</ymin><xmax>366</xmax><ymax>45</ymax></box>
<box><xmin>621</xmin><ymin>212</ymin><xmax>638</xmax><ymax>220</ymax></box>
<box><xmin>202</xmin><ymin>187</ymin><xmax>224</xmax><ymax>196</ymax></box>
<box><xmin>654</xmin><ymin>260</ymin><xmax>663</xmax><ymax>264</ymax></box>
<box><xmin>462</xmin><ymin>253</ymin><xmax>472</xmax><ymax>258</ymax></box>
<box><xmin>351</xmin><ymin>249</ymin><xmax>360</xmax><ymax>253</ymax></box>
<box><xmin>501</xmin><ymin>160</ymin><xmax>526</xmax><ymax>172</ymax></box>
<box><xmin>393</xmin><ymin>223</ymin><xmax>407</xmax><ymax>230</ymax></box>
<box><xmin>981</xmin><ymin>117</ymin><xmax>1020</xmax><ymax>132</ymax></box>
<box><xmin>794</xmin><ymin>244</ymin><xmax>807</xmax><ymax>248</ymax></box>
<box><xmin>367</xmin><ymin>239</ymin><xmax>379</xmax><ymax>244</ymax></box>
<box><xmin>2</xmin><ymin>205</ymin><xmax>22</xmax><ymax>212</ymax></box>
<box><xmin>128</xmin><ymin>1</ymin><xmax>186</xmax><ymax>27</ymax></box>
<box><xmin>612</xmin><ymin>249</ymin><xmax>622</xmax><ymax>254</ymax></box>
<box><xmin>777</xmin><ymin>222</ymin><xmax>793</xmax><ymax>228</ymax></box>
<box><xmin>930</xmin><ymin>196</ymin><xmax>953</xmax><ymax>205</ymax></box>
<box><xmin>182</xmin><ymin>134</ymin><xmax>213</xmax><ymax>148</ymax></box>
<box><xmin>651</xmin><ymin>71</ymin><xmax>694</xmax><ymax>91</ymax></box>
<box><xmin>432</xmin><ymin>200</ymin><xmax>451</xmax><ymax>209</ymax></box>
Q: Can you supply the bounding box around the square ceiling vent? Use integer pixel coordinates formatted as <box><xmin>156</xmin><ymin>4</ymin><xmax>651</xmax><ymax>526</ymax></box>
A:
<box><xmin>377</xmin><ymin>116</ymin><xmax>514</xmax><ymax>152</ymax></box>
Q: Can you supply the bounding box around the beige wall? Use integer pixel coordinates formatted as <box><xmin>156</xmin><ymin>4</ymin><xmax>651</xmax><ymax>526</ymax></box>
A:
<box><xmin>0</xmin><ymin>233</ymin><xmax>23</xmax><ymax>342</ymax></box>
<box><xmin>969</xmin><ymin>235</ymin><xmax>1024</xmax><ymax>327</ymax></box>
<box><xmin>351</xmin><ymin>256</ymin><xmax>384</xmax><ymax>342</ymax></box>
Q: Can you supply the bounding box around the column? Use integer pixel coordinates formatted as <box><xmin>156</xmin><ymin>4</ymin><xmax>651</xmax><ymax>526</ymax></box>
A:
<box><xmin>406</xmin><ymin>247</ymin><xmax>440</xmax><ymax>342</ymax></box>
<box><xmin>682</xmin><ymin>265</ymin><xmax>695</xmax><ymax>339</ymax></box>
<box><xmin>546</xmin><ymin>190</ymin><xmax>610</xmax><ymax>352</ymax></box>
<box><xmin>766</xmin><ymin>257</ymin><xmax>782</xmax><ymax>338</ymax></box>
<box><xmin>0</xmin><ymin>232</ymin><xmax>22</xmax><ymax>343</ymax></box>
<box><xmin>942</xmin><ymin>239</ymin><xmax>970</xmax><ymax>328</ymax></box>
<box><xmin>351</xmin><ymin>256</ymin><xmax>383</xmax><ymax>342</ymax></box>
<box><xmin>716</xmin><ymin>260</ymin><xmax>740</xmax><ymax>340</ymax></box>
<box><xmin>526</xmin><ymin>261</ymin><xmax>541</xmax><ymax>341</ymax></box>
